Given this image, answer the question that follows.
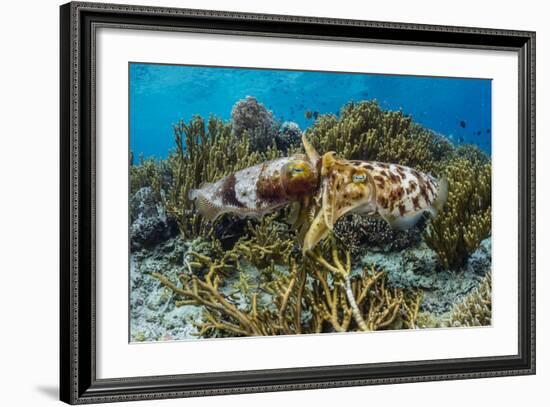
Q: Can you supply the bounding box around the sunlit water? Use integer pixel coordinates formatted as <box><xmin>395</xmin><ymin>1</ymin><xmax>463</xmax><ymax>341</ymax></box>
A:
<box><xmin>130</xmin><ymin>63</ymin><xmax>491</xmax><ymax>159</ymax></box>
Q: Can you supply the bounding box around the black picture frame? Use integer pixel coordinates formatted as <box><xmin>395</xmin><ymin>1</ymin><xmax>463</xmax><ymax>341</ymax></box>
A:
<box><xmin>60</xmin><ymin>1</ymin><xmax>536</xmax><ymax>404</ymax></box>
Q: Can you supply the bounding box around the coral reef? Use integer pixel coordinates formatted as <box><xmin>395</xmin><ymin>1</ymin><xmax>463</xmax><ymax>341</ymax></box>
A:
<box><xmin>360</xmin><ymin>238</ymin><xmax>491</xmax><ymax>316</ymax></box>
<box><xmin>231</xmin><ymin>96</ymin><xmax>279</xmax><ymax>152</ymax></box>
<box><xmin>129</xmin><ymin>98</ymin><xmax>493</xmax><ymax>341</ymax></box>
<box><xmin>305</xmin><ymin>101</ymin><xmax>453</xmax><ymax>173</ymax></box>
<box><xmin>307</xmin><ymin>239</ymin><xmax>422</xmax><ymax>331</ymax></box>
<box><xmin>424</xmin><ymin>156</ymin><xmax>491</xmax><ymax>269</ymax></box>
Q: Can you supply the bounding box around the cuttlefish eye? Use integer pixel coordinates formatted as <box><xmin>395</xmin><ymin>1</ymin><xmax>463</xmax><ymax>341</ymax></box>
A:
<box><xmin>286</xmin><ymin>162</ymin><xmax>310</xmax><ymax>178</ymax></box>
<box><xmin>352</xmin><ymin>173</ymin><xmax>367</xmax><ymax>183</ymax></box>
<box><xmin>282</xmin><ymin>160</ymin><xmax>317</xmax><ymax>196</ymax></box>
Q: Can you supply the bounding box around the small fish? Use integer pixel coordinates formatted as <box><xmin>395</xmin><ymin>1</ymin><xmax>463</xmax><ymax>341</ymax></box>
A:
<box><xmin>189</xmin><ymin>155</ymin><xmax>319</xmax><ymax>221</ymax></box>
<box><xmin>458</xmin><ymin>136</ymin><xmax>464</xmax><ymax>143</ymax></box>
<box><xmin>459</xmin><ymin>120</ymin><xmax>467</xmax><ymax>128</ymax></box>
<box><xmin>312</xmin><ymin>111</ymin><xmax>319</xmax><ymax>120</ymax></box>
<box><xmin>302</xmin><ymin>140</ymin><xmax>447</xmax><ymax>252</ymax></box>
<box><xmin>305</xmin><ymin>110</ymin><xmax>313</xmax><ymax>119</ymax></box>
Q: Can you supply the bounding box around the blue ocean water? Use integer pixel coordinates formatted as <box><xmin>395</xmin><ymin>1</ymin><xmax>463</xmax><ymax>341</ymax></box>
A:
<box><xmin>130</xmin><ymin>63</ymin><xmax>491</xmax><ymax>159</ymax></box>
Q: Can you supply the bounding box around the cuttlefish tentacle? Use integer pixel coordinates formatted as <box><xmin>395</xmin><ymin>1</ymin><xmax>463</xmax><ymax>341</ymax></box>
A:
<box><xmin>301</xmin><ymin>134</ymin><xmax>320</xmax><ymax>168</ymax></box>
<box><xmin>303</xmin><ymin>207</ymin><xmax>330</xmax><ymax>253</ymax></box>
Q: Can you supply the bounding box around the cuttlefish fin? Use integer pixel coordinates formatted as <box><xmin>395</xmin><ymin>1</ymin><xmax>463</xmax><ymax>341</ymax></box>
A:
<box><xmin>301</xmin><ymin>134</ymin><xmax>320</xmax><ymax>166</ymax></box>
<box><xmin>191</xmin><ymin>193</ymin><xmax>226</xmax><ymax>221</ymax></box>
<box><xmin>382</xmin><ymin>212</ymin><xmax>424</xmax><ymax>231</ymax></box>
<box><xmin>302</xmin><ymin>209</ymin><xmax>330</xmax><ymax>254</ymax></box>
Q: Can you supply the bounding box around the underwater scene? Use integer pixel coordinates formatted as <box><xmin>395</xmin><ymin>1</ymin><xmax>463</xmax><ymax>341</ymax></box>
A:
<box><xmin>129</xmin><ymin>63</ymin><xmax>492</xmax><ymax>342</ymax></box>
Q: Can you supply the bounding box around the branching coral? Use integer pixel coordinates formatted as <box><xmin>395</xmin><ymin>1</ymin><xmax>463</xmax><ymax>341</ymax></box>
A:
<box><xmin>307</xmin><ymin>240</ymin><xmax>422</xmax><ymax>331</ymax></box>
<box><xmin>130</xmin><ymin>153</ymin><xmax>166</xmax><ymax>197</ymax></box>
<box><xmin>152</xmin><ymin>237</ymin><xmax>422</xmax><ymax>337</ymax></box>
<box><xmin>424</xmin><ymin>156</ymin><xmax>491</xmax><ymax>269</ymax></box>
<box><xmin>153</xmin><ymin>255</ymin><xmax>306</xmax><ymax>337</ymax></box>
<box><xmin>305</xmin><ymin>101</ymin><xmax>450</xmax><ymax>173</ymax></box>
<box><xmin>232</xmin><ymin>214</ymin><xmax>295</xmax><ymax>269</ymax></box>
<box><xmin>448</xmin><ymin>272</ymin><xmax>492</xmax><ymax>327</ymax></box>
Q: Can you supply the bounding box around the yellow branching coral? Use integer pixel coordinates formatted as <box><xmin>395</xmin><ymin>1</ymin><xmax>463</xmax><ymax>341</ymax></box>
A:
<box><xmin>163</xmin><ymin>115</ymin><xmax>281</xmax><ymax>238</ymax></box>
<box><xmin>232</xmin><ymin>214</ymin><xmax>295</xmax><ymax>269</ymax></box>
<box><xmin>307</xmin><ymin>240</ymin><xmax>422</xmax><ymax>332</ymax></box>
<box><xmin>305</xmin><ymin>101</ymin><xmax>451</xmax><ymax>173</ymax></box>
<box><xmin>129</xmin><ymin>153</ymin><xmax>165</xmax><ymax>197</ymax></box>
<box><xmin>424</xmin><ymin>156</ymin><xmax>491</xmax><ymax>269</ymax></box>
<box><xmin>153</xmin><ymin>255</ymin><xmax>306</xmax><ymax>337</ymax></box>
<box><xmin>152</xmin><ymin>237</ymin><xmax>422</xmax><ymax>337</ymax></box>
<box><xmin>449</xmin><ymin>272</ymin><xmax>492</xmax><ymax>327</ymax></box>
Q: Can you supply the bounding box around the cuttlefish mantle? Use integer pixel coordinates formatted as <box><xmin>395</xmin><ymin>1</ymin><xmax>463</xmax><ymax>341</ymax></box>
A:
<box><xmin>188</xmin><ymin>136</ymin><xmax>321</xmax><ymax>222</ymax></box>
<box><xmin>302</xmin><ymin>141</ymin><xmax>448</xmax><ymax>253</ymax></box>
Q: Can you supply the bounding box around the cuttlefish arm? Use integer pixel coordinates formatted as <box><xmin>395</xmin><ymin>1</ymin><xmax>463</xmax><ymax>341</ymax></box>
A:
<box><xmin>302</xmin><ymin>153</ymin><xmax>377</xmax><ymax>253</ymax></box>
<box><xmin>301</xmin><ymin>134</ymin><xmax>320</xmax><ymax>167</ymax></box>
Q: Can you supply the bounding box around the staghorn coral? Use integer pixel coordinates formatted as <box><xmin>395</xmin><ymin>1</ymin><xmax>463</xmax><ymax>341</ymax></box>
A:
<box><xmin>305</xmin><ymin>101</ymin><xmax>450</xmax><ymax>173</ymax></box>
<box><xmin>152</xmin><ymin>237</ymin><xmax>422</xmax><ymax>337</ymax></box>
<box><xmin>232</xmin><ymin>214</ymin><xmax>295</xmax><ymax>269</ymax></box>
<box><xmin>231</xmin><ymin>96</ymin><xmax>279</xmax><ymax>152</ymax></box>
<box><xmin>307</xmin><ymin>239</ymin><xmax>422</xmax><ymax>331</ymax></box>
<box><xmin>153</xmin><ymin>254</ymin><xmax>307</xmax><ymax>337</ymax></box>
<box><xmin>424</xmin><ymin>155</ymin><xmax>491</xmax><ymax>269</ymax></box>
<box><xmin>163</xmin><ymin>114</ymin><xmax>281</xmax><ymax>239</ymax></box>
<box><xmin>449</xmin><ymin>272</ymin><xmax>491</xmax><ymax>327</ymax></box>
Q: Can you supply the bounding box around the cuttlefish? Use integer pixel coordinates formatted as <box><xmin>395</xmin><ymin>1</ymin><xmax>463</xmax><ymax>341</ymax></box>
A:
<box><xmin>302</xmin><ymin>137</ymin><xmax>448</xmax><ymax>252</ymax></box>
<box><xmin>188</xmin><ymin>135</ymin><xmax>447</xmax><ymax>254</ymax></box>
<box><xmin>188</xmin><ymin>153</ymin><xmax>319</xmax><ymax>221</ymax></box>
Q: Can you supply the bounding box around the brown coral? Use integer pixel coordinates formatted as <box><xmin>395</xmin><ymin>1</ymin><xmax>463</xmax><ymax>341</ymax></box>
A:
<box><xmin>305</xmin><ymin>101</ymin><xmax>451</xmax><ymax>173</ymax></box>
<box><xmin>424</xmin><ymin>155</ymin><xmax>491</xmax><ymax>269</ymax></box>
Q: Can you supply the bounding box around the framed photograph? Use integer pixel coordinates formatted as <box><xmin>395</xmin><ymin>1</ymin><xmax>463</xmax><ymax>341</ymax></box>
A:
<box><xmin>60</xmin><ymin>1</ymin><xmax>535</xmax><ymax>404</ymax></box>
